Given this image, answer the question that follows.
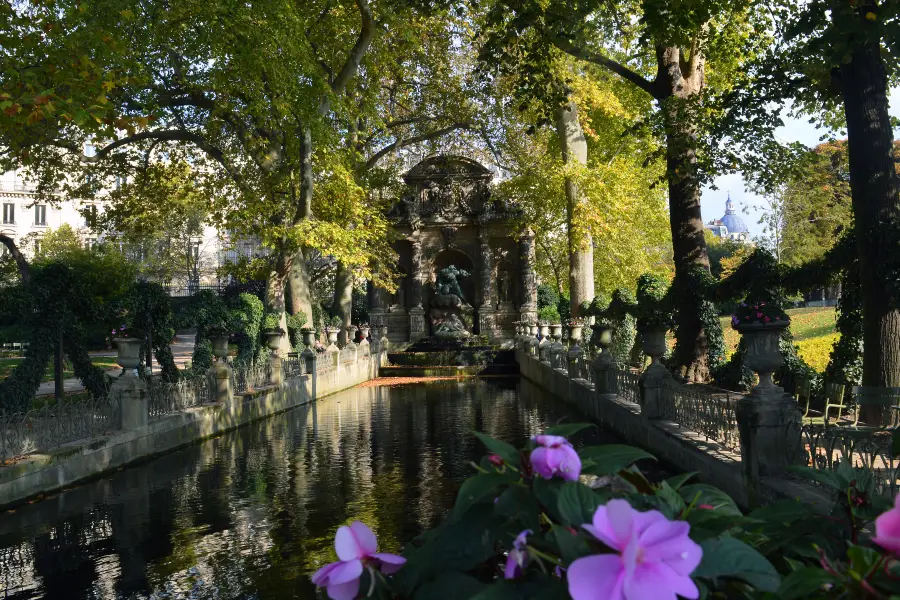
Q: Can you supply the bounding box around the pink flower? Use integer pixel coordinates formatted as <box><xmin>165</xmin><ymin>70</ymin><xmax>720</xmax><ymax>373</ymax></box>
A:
<box><xmin>874</xmin><ymin>495</ymin><xmax>900</xmax><ymax>554</ymax></box>
<box><xmin>530</xmin><ymin>434</ymin><xmax>581</xmax><ymax>481</ymax></box>
<box><xmin>568</xmin><ymin>499</ymin><xmax>702</xmax><ymax>600</ymax></box>
<box><xmin>311</xmin><ymin>521</ymin><xmax>406</xmax><ymax>600</ymax></box>
<box><xmin>764</xmin><ymin>316</ymin><xmax>771</xmax><ymax>323</ymax></box>
<box><xmin>756</xmin><ymin>312</ymin><xmax>763</xmax><ymax>318</ymax></box>
<box><xmin>488</xmin><ymin>454</ymin><xmax>505</xmax><ymax>467</ymax></box>
<box><xmin>504</xmin><ymin>529</ymin><xmax>532</xmax><ymax>579</ymax></box>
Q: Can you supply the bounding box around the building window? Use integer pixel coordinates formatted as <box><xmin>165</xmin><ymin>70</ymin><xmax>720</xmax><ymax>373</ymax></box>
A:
<box><xmin>2</xmin><ymin>203</ymin><xmax>13</xmax><ymax>225</ymax></box>
<box><xmin>34</xmin><ymin>204</ymin><xmax>47</xmax><ymax>226</ymax></box>
<box><xmin>33</xmin><ymin>239</ymin><xmax>41</xmax><ymax>255</ymax></box>
<box><xmin>84</xmin><ymin>204</ymin><xmax>98</xmax><ymax>228</ymax></box>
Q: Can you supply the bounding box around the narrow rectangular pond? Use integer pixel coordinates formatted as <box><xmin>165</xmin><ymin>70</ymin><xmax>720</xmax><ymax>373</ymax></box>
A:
<box><xmin>0</xmin><ymin>378</ymin><xmax>635</xmax><ymax>599</ymax></box>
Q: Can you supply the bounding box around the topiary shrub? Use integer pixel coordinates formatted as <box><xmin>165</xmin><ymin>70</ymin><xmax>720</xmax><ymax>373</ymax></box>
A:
<box><xmin>537</xmin><ymin>305</ymin><xmax>561</xmax><ymax>324</ymax></box>
<box><xmin>537</xmin><ymin>284</ymin><xmax>559</xmax><ymax>310</ymax></box>
<box><xmin>191</xmin><ymin>339</ymin><xmax>213</xmax><ymax>373</ymax></box>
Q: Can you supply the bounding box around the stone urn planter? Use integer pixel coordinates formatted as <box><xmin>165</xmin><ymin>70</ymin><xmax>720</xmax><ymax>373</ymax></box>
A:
<box><xmin>550</xmin><ymin>324</ymin><xmax>563</xmax><ymax>341</ymax></box>
<box><xmin>735</xmin><ymin>320</ymin><xmax>790</xmax><ymax>391</ymax></box>
<box><xmin>113</xmin><ymin>338</ymin><xmax>142</xmax><ymax>374</ymax></box>
<box><xmin>539</xmin><ymin>324</ymin><xmax>550</xmax><ymax>340</ymax></box>
<box><xmin>529</xmin><ymin>324</ymin><xmax>540</xmax><ymax>338</ymax></box>
<box><xmin>379</xmin><ymin>324</ymin><xmax>389</xmax><ymax>338</ymax></box>
<box><xmin>209</xmin><ymin>334</ymin><xmax>230</xmax><ymax>362</ymax></box>
<box><xmin>262</xmin><ymin>329</ymin><xmax>284</xmax><ymax>351</ymax></box>
<box><xmin>640</xmin><ymin>327</ymin><xmax>668</xmax><ymax>368</ymax></box>
<box><xmin>325</xmin><ymin>327</ymin><xmax>340</xmax><ymax>345</ymax></box>
<box><xmin>591</xmin><ymin>323</ymin><xmax>613</xmax><ymax>352</ymax></box>
<box><xmin>345</xmin><ymin>325</ymin><xmax>358</xmax><ymax>344</ymax></box>
<box><xmin>569</xmin><ymin>324</ymin><xmax>584</xmax><ymax>344</ymax></box>
<box><xmin>301</xmin><ymin>329</ymin><xmax>317</xmax><ymax>348</ymax></box>
<box><xmin>359</xmin><ymin>326</ymin><xmax>370</xmax><ymax>342</ymax></box>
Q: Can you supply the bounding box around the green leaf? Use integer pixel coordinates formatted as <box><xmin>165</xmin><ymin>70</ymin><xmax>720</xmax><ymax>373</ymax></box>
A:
<box><xmin>543</xmin><ymin>423</ymin><xmax>595</xmax><ymax>437</ymax></box>
<box><xmin>847</xmin><ymin>544</ymin><xmax>882</xmax><ymax>574</ymax></box>
<box><xmin>470</xmin><ymin>577</ymin><xmax>568</xmax><ymax>600</ymax></box>
<box><xmin>495</xmin><ymin>485</ymin><xmax>541</xmax><ymax>533</ymax></box>
<box><xmin>787</xmin><ymin>465</ymin><xmax>842</xmax><ymax>490</ymax></box>
<box><xmin>453</xmin><ymin>473</ymin><xmax>507</xmax><ymax>521</ymax></box>
<box><xmin>556</xmin><ymin>481</ymin><xmax>604</xmax><ymax>526</ymax></box>
<box><xmin>679</xmin><ymin>484</ymin><xmax>742</xmax><ymax>516</ymax></box>
<box><xmin>579</xmin><ymin>445</ymin><xmax>655</xmax><ymax>476</ymax></box>
<box><xmin>694</xmin><ymin>537</ymin><xmax>781</xmax><ymax>592</ymax></box>
<box><xmin>777</xmin><ymin>568</ymin><xmax>838</xmax><ymax>599</ymax></box>
<box><xmin>414</xmin><ymin>572</ymin><xmax>488</xmax><ymax>600</ymax></box>
<box><xmin>666</xmin><ymin>472</ymin><xmax>698</xmax><ymax>490</ymax></box>
<box><xmin>532</xmin><ymin>477</ymin><xmax>565</xmax><ymax>522</ymax></box>
<box><xmin>552</xmin><ymin>524</ymin><xmax>591</xmax><ymax>563</ymax></box>
<box><xmin>473</xmin><ymin>431</ymin><xmax>521</xmax><ymax>467</ymax></box>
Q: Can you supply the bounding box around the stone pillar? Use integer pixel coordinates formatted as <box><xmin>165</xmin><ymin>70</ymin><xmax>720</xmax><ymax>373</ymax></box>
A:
<box><xmin>270</xmin><ymin>355</ymin><xmax>283</xmax><ymax>387</ymax></box>
<box><xmin>592</xmin><ymin>350</ymin><xmax>617</xmax><ymax>399</ymax></box>
<box><xmin>735</xmin><ymin>322</ymin><xmax>802</xmax><ymax>486</ymax></box>
<box><xmin>477</xmin><ymin>229</ymin><xmax>496</xmax><ymax>338</ymax></box>
<box><xmin>409</xmin><ymin>235</ymin><xmax>426</xmax><ymax>341</ymax></box>
<box><xmin>637</xmin><ymin>328</ymin><xmax>674</xmax><ymax>419</ymax></box>
<box><xmin>210</xmin><ymin>361</ymin><xmax>233</xmax><ymax>405</ymax></box>
<box><xmin>519</xmin><ymin>229</ymin><xmax>537</xmax><ymax>319</ymax></box>
<box><xmin>568</xmin><ymin>341</ymin><xmax>585</xmax><ymax>381</ymax></box>
<box><xmin>368</xmin><ymin>279</ymin><xmax>385</xmax><ymax>330</ymax></box>
<box><xmin>111</xmin><ymin>374</ymin><xmax>148</xmax><ymax>431</ymax></box>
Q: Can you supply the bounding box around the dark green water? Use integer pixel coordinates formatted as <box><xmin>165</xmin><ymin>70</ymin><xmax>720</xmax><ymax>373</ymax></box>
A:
<box><xmin>0</xmin><ymin>378</ymin><xmax>628</xmax><ymax>599</ymax></box>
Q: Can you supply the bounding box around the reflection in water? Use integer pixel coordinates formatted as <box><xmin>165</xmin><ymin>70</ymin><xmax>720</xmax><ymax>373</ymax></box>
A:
<box><xmin>0</xmin><ymin>378</ymin><xmax>625</xmax><ymax>599</ymax></box>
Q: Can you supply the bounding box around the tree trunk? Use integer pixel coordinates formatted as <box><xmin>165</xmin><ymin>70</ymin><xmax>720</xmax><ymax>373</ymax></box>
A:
<box><xmin>287</xmin><ymin>248</ymin><xmax>314</xmax><ymax>324</ymax></box>
<box><xmin>658</xmin><ymin>45</ymin><xmax>711</xmax><ymax>382</ymax></box>
<box><xmin>555</xmin><ymin>101</ymin><xmax>594</xmax><ymax>317</ymax></box>
<box><xmin>840</xmin><ymin>39</ymin><xmax>900</xmax><ymax>403</ymax></box>
<box><xmin>331</xmin><ymin>261</ymin><xmax>354</xmax><ymax>345</ymax></box>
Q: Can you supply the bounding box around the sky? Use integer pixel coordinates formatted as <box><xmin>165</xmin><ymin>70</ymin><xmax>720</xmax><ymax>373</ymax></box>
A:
<box><xmin>701</xmin><ymin>89</ymin><xmax>900</xmax><ymax>239</ymax></box>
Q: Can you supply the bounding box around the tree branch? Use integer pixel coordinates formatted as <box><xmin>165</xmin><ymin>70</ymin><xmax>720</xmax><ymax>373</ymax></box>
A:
<box><xmin>0</xmin><ymin>234</ymin><xmax>30</xmax><ymax>283</ymax></box>
<box><xmin>319</xmin><ymin>0</ymin><xmax>375</xmax><ymax>115</ymax></box>
<box><xmin>549</xmin><ymin>35</ymin><xmax>658</xmax><ymax>99</ymax></box>
<box><xmin>365</xmin><ymin>122</ymin><xmax>472</xmax><ymax>170</ymax></box>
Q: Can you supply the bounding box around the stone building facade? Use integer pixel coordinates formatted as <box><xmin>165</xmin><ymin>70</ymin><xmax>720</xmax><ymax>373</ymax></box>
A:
<box><xmin>369</xmin><ymin>155</ymin><xmax>537</xmax><ymax>344</ymax></box>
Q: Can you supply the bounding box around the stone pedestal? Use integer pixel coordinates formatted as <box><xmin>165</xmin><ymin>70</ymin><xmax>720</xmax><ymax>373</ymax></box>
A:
<box><xmin>269</xmin><ymin>355</ymin><xmax>283</xmax><ymax>387</ymax></box>
<box><xmin>302</xmin><ymin>348</ymin><xmax>317</xmax><ymax>375</ymax></box>
<box><xmin>409</xmin><ymin>307</ymin><xmax>426</xmax><ymax>341</ymax></box>
<box><xmin>111</xmin><ymin>375</ymin><xmax>148</xmax><ymax>431</ymax></box>
<box><xmin>568</xmin><ymin>343</ymin><xmax>585</xmax><ymax>381</ymax></box>
<box><xmin>592</xmin><ymin>350</ymin><xmax>617</xmax><ymax>400</ymax></box>
<box><xmin>639</xmin><ymin>363</ymin><xmax>673</xmax><ymax>419</ymax></box>
<box><xmin>209</xmin><ymin>362</ymin><xmax>233</xmax><ymax>405</ymax></box>
<box><xmin>737</xmin><ymin>391</ymin><xmax>802</xmax><ymax>480</ymax></box>
<box><xmin>478</xmin><ymin>307</ymin><xmax>496</xmax><ymax>339</ymax></box>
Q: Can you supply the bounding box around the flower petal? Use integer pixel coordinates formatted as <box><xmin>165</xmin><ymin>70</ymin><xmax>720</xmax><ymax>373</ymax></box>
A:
<box><xmin>568</xmin><ymin>554</ymin><xmax>626</xmax><ymax>600</ymax></box>
<box><xmin>625</xmin><ymin>562</ymin><xmax>699</xmax><ymax>600</ymax></box>
<box><xmin>641</xmin><ymin>522</ymin><xmax>702</xmax><ymax>576</ymax></box>
<box><xmin>327</xmin><ymin>560</ymin><xmax>364</xmax><ymax>585</ymax></box>
<box><xmin>326</xmin><ymin>578</ymin><xmax>361</xmax><ymax>600</ymax></box>
<box><xmin>534</xmin><ymin>434</ymin><xmax>568</xmax><ymax>447</ymax></box>
<box><xmin>530</xmin><ymin>446</ymin><xmax>554</xmax><ymax>479</ymax></box>
<box><xmin>349</xmin><ymin>521</ymin><xmax>378</xmax><ymax>555</ymax></box>
<box><xmin>504</xmin><ymin>552</ymin><xmax>521</xmax><ymax>579</ymax></box>
<box><xmin>371</xmin><ymin>552</ymin><xmax>406</xmax><ymax>575</ymax></box>
<box><xmin>311</xmin><ymin>561</ymin><xmax>343</xmax><ymax>586</ymax></box>
<box><xmin>559</xmin><ymin>444</ymin><xmax>582</xmax><ymax>480</ymax></box>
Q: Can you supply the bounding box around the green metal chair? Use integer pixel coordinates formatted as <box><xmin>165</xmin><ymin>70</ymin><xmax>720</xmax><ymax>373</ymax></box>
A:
<box><xmin>823</xmin><ymin>382</ymin><xmax>850</xmax><ymax>425</ymax></box>
<box><xmin>850</xmin><ymin>386</ymin><xmax>900</xmax><ymax>429</ymax></box>
<box><xmin>795</xmin><ymin>378</ymin><xmax>822</xmax><ymax>425</ymax></box>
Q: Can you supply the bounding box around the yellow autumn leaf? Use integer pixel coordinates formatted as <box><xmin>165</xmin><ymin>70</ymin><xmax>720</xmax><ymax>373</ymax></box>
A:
<box><xmin>866</xmin><ymin>11</ymin><xmax>877</xmax><ymax>20</ymax></box>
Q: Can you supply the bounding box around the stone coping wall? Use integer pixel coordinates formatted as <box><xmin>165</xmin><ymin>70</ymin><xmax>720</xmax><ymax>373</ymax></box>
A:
<box><xmin>517</xmin><ymin>350</ymin><xmax>831</xmax><ymax>510</ymax></box>
<box><xmin>0</xmin><ymin>342</ymin><xmax>388</xmax><ymax>510</ymax></box>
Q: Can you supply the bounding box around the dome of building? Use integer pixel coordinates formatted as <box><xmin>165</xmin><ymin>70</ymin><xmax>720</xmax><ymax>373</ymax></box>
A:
<box><xmin>719</xmin><ymin>194</ymin><xmax>749</xmax><ymax>234</ymax></box>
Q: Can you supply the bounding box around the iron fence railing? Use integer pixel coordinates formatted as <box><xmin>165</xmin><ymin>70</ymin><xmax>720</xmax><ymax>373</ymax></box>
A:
<box><xmin>148</xmin><ymin>373</ymin><xmax>216</xmax><ymax>420</ymax></box>
<box><xmin>232</xmin><ymin>361</ymin><xmax>273</xmax><ymax>394</ymax></box>
<box><xmin>660</xmin><ymin>381</ymin><xmax>741</xmax><ymax>454</ymax></box>
<box><xmin>797</xmin><ymin>423</ymin><xmax>900</xmax><ymax>498</ymax></box>
<box><xmin>0</xmin><ymin>393</ymin><xmax>121</xmax><ymax>461</ymax></box>
<box><xmin>283</xmin><ymin>356</ymin><xmax>303</xmax><ymax>379</ymax></box>
<box><xmin>615</xmin><ymin>364</ymin><xmax>641</xmax><ymax>405</ymax></box>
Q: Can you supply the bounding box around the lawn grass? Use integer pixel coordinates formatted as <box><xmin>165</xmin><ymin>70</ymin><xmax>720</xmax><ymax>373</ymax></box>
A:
<box><xmin>719</xmin><ymin>306</ymin><xmax>838</xmax><ymax>372</ymax></box>
<box><xmin>0</xmin><ymin>356</ymin><xmax>121</xmax><ymax>383</ymax></box>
